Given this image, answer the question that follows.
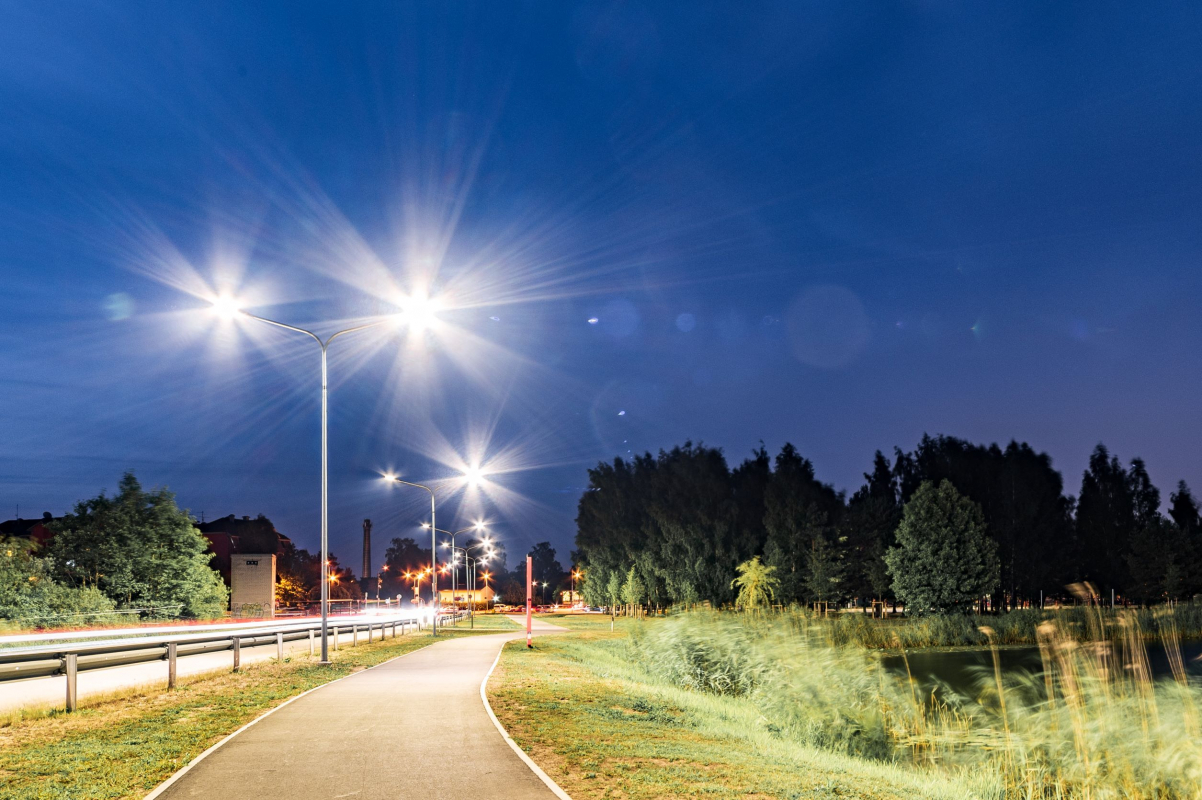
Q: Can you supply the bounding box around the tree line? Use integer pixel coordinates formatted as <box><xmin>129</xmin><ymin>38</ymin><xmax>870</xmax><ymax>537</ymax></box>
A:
<box><xmin>573</xmin><ymin>436</ymin><xmax>1202</xmax><ymax>612</ymax></box>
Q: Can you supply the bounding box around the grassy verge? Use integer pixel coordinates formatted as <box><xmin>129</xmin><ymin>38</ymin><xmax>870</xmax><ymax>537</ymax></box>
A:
<box><xmin>443</xmin><ymin>612</ymin><xmax>521</xmax><ymax>630</ymax></box>
<box><xmin>0</xmin><ymin>628</ymin><xmax>491</xmax><ymax>800</ymax></box>
<box><xmin>487</xmin><ymin>625</ymin><xmax>989</xmax><ymax>800</ymax></box>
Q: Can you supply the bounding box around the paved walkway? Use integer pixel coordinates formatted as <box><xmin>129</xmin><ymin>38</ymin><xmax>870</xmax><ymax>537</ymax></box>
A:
<box><xmin>153</xmin><ymin>616</ymin><xmax>566</xmax><ymax>799</ymax></box>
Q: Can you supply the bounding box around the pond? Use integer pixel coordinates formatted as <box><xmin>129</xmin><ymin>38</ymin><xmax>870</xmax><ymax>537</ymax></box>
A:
<box><xmin>881</xmin><ymin>640</ymin><xmax>1202</xmax><ymax>697</ymax></box>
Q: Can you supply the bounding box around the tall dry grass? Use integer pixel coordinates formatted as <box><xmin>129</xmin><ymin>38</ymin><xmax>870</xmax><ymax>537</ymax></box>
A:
<box><xmin>627</xmin><ymin>607</ymin><xmax>1202</xmax><ymax>798</ymax></box>
<box><xmin>820</xmin><ymin>602</ymin><xmax>1202</xmax><ymax>649</ymax></box>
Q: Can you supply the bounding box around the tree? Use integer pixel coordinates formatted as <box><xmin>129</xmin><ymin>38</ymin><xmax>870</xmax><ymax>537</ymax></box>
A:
<box><xmin>381</xmin><ymin>537</ymin><xmax>432</xmax><ymax>599</ymax></box>
<box><xmin>620</xmin><ymin>565</ymin><xmax>644</xmax><ymax>616</ymax></box>
<box><xmin>885</xmin><ymin>480</ymin><xmax>1000</xmax><ymax>614</ymax></box>
<box><xmin>762</xmin><ymin>444</ymin><xmax>844</xmax><ymax>604</ymax></box>
<box><xmin>843</xmin><ymin>451</ymin><xmax>902</xmax><ymax>605</ymax></box>
<box><xmin>643</xmin><ymin>443</ymin><xmax>742</xmax><ymax>606</ymax></box>
<box><xmin>899</xmin><ymin>435</ymin><xmax>1073</xmax><ymax>609</ymax></box>
<box><xmin>1126</xmin><ymin>518</ymin><xmax>1186</xmax><ymax>604</ymax></box>
<box><xmin>1076</xmin><ymin>445</ymin><xmax>1139</xmax><ymax>597</ymax></box>
<box><xmin>1168</xmin><ymin>481</ymin><xmax>1202</xmax><ymax>597</ymax></box>
<box><xmin>274</xmin><ymin>573</ymin><xmax>308</xmax><ymax>606</ymax></box>
<box><xmin>731</xmin><ymin>556</ymin><xmax>779</xmax><ymax>611</ymax></box>
<box><xmin>580</xmin><ymin>565</ymin><xmax>610</xmax><ymax>607</ymax></box>
<box><xmin>0</xmin><ymin>537</ymin><xmax>117</xmax><ymax>627</ymax></box>
<box><xmin>605</xmin><ymin>570</ymin><xmax>622</xmax><ymax>613</ymax></box>
<box><xmin>50</xmin><ymin>473</ymin><xmax>228</xmax><ymax>618</ymax></box>
<box><xmin>803</xmin><ymin>533</ymin><xmax>847</xmax><ymax>604</ymax></box>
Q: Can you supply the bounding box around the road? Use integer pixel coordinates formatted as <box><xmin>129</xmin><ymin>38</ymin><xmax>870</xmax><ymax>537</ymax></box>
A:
<box><xmin>151</xmin><ymin>616</ymin><xmax>568</xmax><ymax>799</ymax></box>
<box><xmin>0</xmin><ymin>623</ymin><xmax>401</xmax><ymax>715</ymax></box>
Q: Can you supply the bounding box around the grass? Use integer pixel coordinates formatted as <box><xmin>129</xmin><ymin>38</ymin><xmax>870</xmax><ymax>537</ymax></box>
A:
<box><xmin>487</xmin><ymin>623</ymin><xmax>991</xmax><ymax>800</ymax></box>
<box><xmin>534</xmin><ymin>612</ymin><xmax>640</xmax><ymax>632</ymax></box>
<box><xmin>491</xmin><ymin>609</ymin><xmax>1202</xmax><ymax>799</ymax></box>
<box><xmin>441</xmin><ymin>612</ymin><xmax>522</xmax><ymax>630</ymax></box>
<box><xmin>0</xmin><ymin>628</ymin><xmax>493</xmax><ymax>799</ymax></box>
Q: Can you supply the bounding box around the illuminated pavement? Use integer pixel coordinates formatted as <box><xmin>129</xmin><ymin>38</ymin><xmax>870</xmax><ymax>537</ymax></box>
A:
<box><xmin>153</xmin><ymin>616</ymin><xmax>568</xmax><ymax>799</ymax></box>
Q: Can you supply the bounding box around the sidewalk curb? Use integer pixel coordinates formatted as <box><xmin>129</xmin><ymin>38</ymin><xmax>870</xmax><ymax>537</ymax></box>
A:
<box><xmin>481</xmin><ymin>638</ymin><xmax>574</xmax><ymax>800</ymax></box>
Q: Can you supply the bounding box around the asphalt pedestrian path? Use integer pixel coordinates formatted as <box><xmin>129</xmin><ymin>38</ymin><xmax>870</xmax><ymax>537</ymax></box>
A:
<box><xmin>151</xmin><ymin>616</ymin><xmax>568</xmax><ymax>799</ymax></box>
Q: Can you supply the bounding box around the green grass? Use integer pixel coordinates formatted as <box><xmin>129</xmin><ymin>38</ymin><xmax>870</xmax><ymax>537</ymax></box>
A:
<box><xmin>443</xmin><ymin>612</ymin><xmax>521</xmax><ymax>630</ymax></box>
<box><xmin>487</xmin><ymin>625</ymin><xmax>992</xmax><ymax>800</ymax></box>
<box><xmin>533</xmin><ymin>612</ymin><xmax>640</xmax><ymax>632</ymax></box>
<box><xmin>0</xmin><ymin>628</ymin><xmax>492</xmax><ymax>799</ymax></box>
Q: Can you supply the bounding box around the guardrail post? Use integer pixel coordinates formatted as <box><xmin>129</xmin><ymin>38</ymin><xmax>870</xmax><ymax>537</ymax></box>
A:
<box><xmin>332</xmin><ymin>626</ymin><xmax>339</xmax><ymax>651</ymax></box>
<box><xmin>64</xmin><ymin>653</ymin><xmax>78</xmax><ymax>712</ymax></box>
<box><xmin>309</xmin><ymin>629</ymin><xmax>315</xmax><ymax>656</ymax></box>
<box><xmin>167</xmin><ymin>643</ymin><xmax>178</xmax><ymax>689</ymax></box>
<box><xmin>367</xmin><ymin>624</ymin><xmax>373</xmax><ymax>644</ymax></box>
<box><xmin>276</xmin><ymin>632</ymin><xmax>284</xmax><ymax>662</ymax></box>
<box><xmin>232</xmin><ymin>637</ymin><xmax>241</xmax><ymax>672</ymax></box>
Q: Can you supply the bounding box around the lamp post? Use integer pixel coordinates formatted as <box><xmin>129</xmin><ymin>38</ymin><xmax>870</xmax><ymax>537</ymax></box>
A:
<box><xmin>383</xmin><ymin>476</ymin><xmax>438</xmax><ymax>634</ymax></box>
<box><xmin>425</xmin><ymin>522</ymin><xmax>486</xmax><ymax>618</ymax></box>
<box><xmin>208</xmin><ymin>297</ymin><xmax>417</xmax><ymax>664</ymax></box>
<box><xmin>462</xmin><ymin>540</ymin><xmax>494</xmax><ymax>623</ymax></box>
<box><xmin>571</xmin><ymin>569</ymin><xmax>582</xmax><ymax>608</ymax></box>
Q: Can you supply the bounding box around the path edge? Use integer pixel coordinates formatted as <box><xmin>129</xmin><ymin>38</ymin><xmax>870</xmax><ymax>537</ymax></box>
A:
<box><xmin>143</xmin><ymin>641</ymin><xmax>428</xmax><ymax>799</ymax></box>
<box><xmin>481</xmin><ymin>640</ymin><xmax>573</xmax><ymax>800</ymax></box>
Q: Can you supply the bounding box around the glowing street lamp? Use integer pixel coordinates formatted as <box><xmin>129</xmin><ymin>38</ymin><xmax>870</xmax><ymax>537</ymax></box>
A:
<box><xmin>383</xmin><ymin>474</ymin><xmax>439</xmax><ymax>634</ymax></box>
<box><xmin>425</xmin><ymin>520</ymin><xmax>487</xmax><ymax>613</ymax></box>
<box><xmin>208</xmin><ymin>293</ymin><xmax>435</xmax><ymax>663</ymax></box>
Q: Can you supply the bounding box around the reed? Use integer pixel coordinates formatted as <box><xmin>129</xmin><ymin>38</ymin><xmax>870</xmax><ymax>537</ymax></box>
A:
<box><xmin>818</xmin><ymin>602</ymin><xmax>1202</xmax><ymax>649</ymax></box>
<box><xmin>624</xmin><ymin>608</ymin><xmax>1202</xmax><ymax>798</ymax></box>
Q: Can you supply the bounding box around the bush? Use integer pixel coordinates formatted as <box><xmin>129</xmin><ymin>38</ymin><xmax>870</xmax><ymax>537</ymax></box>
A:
<box><xmin>0</xmin><ymin>538</ymin><xmax>121</xmax><ymax>628</ymax></box>
<box><xmin>632</xmin><ymin>612</ymin><xmax>902</xmax><ymax>758</ymax></box>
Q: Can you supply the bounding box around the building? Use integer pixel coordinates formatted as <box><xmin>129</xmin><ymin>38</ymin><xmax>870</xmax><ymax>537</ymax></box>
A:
<box><xmin>196</xmin><ymin>514</ymin><xmax>292</xmax><ymax>585</ymax></box>
<box><xmin>437</xmin><ymin>586</ymin><xmax>499</xmax><ymax>607</ymax></box>
<box><xmin>0</xmin><ymin>512</ymin><xmax>58</xmax><ymax>550</ymax></box>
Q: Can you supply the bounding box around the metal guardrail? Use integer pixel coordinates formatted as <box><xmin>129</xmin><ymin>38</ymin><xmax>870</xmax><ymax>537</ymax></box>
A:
<box><xmin>0</xmin><ymin>611</ymin><xmax>467</xmax><ymax>711</ymax></box>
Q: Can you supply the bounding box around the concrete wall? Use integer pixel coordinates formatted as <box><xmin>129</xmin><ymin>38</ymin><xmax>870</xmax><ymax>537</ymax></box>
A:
<box><xmin>230</xmin><ymin>553</ymin><xmax>276</xmax><ymax>617</ymax></box>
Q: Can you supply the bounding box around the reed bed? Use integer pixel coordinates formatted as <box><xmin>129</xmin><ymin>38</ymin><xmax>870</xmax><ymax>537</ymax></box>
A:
<box><xmin>818</xmin><ymin>602</ymin><xmax>1202</xmax><ymax>649</ymax></box>
<box><xmin>623</xmin><ymin>608</ymin><xmax>1202</xmax><ymax>799</ymax></box>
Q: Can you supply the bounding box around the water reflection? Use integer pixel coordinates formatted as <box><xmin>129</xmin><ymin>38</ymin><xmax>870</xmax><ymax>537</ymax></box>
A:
<box><xmin>881</xmin><ymin>641</ymin><xmax>1202</xmax><ymax>697</ymax></box>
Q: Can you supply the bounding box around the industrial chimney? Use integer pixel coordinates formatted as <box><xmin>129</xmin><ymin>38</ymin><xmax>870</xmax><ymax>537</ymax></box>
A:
<box><xmin>362</xmin><ymin>518</ymin><xmax>372</xmax><ymax>582</ymax></box>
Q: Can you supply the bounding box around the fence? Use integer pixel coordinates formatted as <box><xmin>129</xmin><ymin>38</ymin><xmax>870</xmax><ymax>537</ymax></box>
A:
<box><xmin>0</xmin><ymin>611</ymin><xmax>466</xmax><ymax>711</ymax></box>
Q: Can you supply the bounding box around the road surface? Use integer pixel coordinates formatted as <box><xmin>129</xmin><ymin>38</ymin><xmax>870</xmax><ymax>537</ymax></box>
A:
<box><xmin>152</xmin><ymin>616</ymin><xmax>568</xmax><ymax>799</ymax></box>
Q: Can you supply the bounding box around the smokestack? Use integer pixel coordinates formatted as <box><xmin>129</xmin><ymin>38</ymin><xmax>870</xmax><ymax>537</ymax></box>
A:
<box><xmin>362</xmin><ymin>518</ymin><xmax>372</xmax><ymax>579</ymax></box>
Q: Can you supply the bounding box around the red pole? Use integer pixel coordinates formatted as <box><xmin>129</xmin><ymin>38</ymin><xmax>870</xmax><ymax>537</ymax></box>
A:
<box><xmin>526</xmin><ymin>555</ymin><xmax>533</xmax><ymax>649</ymax></box>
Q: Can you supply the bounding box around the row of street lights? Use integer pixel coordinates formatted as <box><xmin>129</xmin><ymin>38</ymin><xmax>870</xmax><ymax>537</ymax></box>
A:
<box><xmin>209</xmin><ymin>293</ymin><xmax>488</xmax><ymax>662</ymax></box>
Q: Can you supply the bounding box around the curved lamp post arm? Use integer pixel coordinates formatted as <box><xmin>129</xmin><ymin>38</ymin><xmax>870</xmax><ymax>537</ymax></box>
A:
<box><xmin>235</xmin><ymin>310</ymin><xmax>395</xmax><ymax>662</ymax></box>
<box><xmin>389</xmin><ymin>477</ymin><xmax>438</xmax><ymax>634</ymax></box>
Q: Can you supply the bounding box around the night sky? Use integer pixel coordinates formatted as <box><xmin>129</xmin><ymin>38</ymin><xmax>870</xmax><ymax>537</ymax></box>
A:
<box><xmin>3</xmin><ymin>3</ymin><xmax>1201</xmax><ymax>572</ymax></box>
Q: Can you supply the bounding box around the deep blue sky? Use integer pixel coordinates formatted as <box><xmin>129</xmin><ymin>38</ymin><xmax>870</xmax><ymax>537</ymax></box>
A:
<box><xmin>3</xmin><ymin>2</ymin><xmax>1202</xmax><ymax>573</ymax></box>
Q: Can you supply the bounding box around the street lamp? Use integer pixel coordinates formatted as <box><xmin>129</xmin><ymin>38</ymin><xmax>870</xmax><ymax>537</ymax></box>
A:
<box><xmin>425</xmin><ymin>521</ymin><xmax>486</xmax><ymax>617</ymax></box>
<box><xmin>571</xmin><ymin>569</ymin><xmax>582</xmax><ymax>608</ymax></box>
<box><xmin>383</xmin><ymin>474</ymin><xmax>438</xmax><ymax>634</ymax></box>
<box><xmin>208</xmin><ymin>294</ymin><xmax>432</xmax><ymax>664</ymax></box>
